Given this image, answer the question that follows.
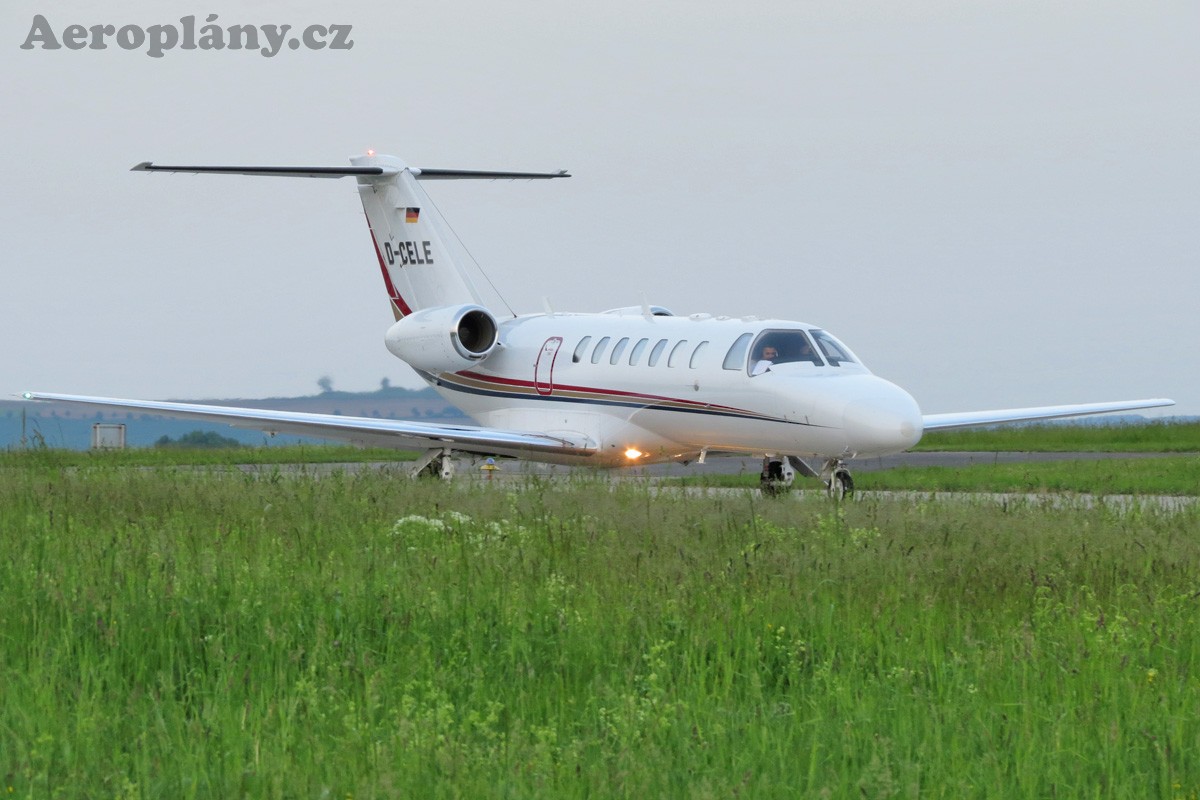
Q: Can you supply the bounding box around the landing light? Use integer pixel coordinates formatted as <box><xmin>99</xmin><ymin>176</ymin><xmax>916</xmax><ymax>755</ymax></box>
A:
<box><xmin>366</xmin><ymin>148</ymin><xmax>376</xmax><ymax>157</ymax></box>
<box><xmin>624</xmin><ymin>448</ymin><xmax>643</xmax><ymax>460</ymax></box>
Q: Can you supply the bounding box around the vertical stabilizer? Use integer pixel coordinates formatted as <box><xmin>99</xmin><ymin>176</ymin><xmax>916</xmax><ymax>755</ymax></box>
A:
<box><xmin>352</xmin><ymin>155</ymin><xmax>483</xmax><ymax>319</ymax></box>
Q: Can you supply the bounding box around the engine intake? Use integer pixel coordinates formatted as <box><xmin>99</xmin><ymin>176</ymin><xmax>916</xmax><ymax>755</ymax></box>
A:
<box><xmin>385</xmin><ymin>304</ymin><xmax>499</xmax><ymax>374</ymax></box>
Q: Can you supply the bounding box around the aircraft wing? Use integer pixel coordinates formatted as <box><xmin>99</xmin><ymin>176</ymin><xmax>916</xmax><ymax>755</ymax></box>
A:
<box><xmin>922</xmin><ymin>398</ymin><xmax>1175</xmax><ymax>432</ymax></box>
<box><xmin>20</xmin><ymin>392</ymin><xmax>596</xmax><ymax>458</ymax></box>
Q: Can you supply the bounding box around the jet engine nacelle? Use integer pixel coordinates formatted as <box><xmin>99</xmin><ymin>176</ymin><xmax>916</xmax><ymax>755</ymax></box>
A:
<box><xmin>384</xmin><ymin>304</ymin><xmax>500</xmax><ymax>373</ymax></box>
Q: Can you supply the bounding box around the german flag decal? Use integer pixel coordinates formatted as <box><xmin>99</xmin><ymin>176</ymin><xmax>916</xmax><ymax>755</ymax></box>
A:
<box><xmin>405</xmin><ymin>207</ymin><xmax>420</xmax><ymax>223</ymax></box>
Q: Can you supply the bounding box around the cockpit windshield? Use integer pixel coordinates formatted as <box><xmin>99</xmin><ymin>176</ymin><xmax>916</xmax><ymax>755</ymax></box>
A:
<box><xmin>749</xmin><ymin>330</ymin><xmax>823</xmax><ymax>374</ymax></box>
<box><xmin>809</xmin><ymin>329</ymin><xmax>857</xmax><ymax>366</ymax></box>
<box><xmin>748</xmin><ymin>329</ymin><xmax>859</xmax><ymax>374</ymax></box>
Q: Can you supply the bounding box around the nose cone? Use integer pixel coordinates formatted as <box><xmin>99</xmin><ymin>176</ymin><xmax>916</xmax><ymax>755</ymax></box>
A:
<box><xmin>842</xmin><ymin>381</ymin><xmax>923</xmax><ymax>456</ymax></box>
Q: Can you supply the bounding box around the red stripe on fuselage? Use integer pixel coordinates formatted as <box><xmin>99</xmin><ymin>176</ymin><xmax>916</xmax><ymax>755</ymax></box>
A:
<box><xmin>364</xmin><ymin>217</ymin><xmax>413</xmax><ymax>317</ymax></box>
<box><xmin>454</xmin><ymin>369</ymin><xmax>766</xmax><ymax>417</ymax></box>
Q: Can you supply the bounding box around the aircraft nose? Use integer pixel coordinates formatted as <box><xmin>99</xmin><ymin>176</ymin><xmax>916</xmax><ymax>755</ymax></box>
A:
<box><xmin>842</xmin><ymin>383</ymin><xmax>923</xmax><ymax>456</ymax></box>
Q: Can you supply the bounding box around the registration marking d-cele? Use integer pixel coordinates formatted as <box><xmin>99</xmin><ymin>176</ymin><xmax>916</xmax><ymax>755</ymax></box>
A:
<box><xmin>384</xmin><ymin>240</ymin><xmax>433</xmax><ymax>267</ymax></box>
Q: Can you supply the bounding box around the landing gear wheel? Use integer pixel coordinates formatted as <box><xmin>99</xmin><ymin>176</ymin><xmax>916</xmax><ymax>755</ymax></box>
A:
<box><xmin>827</xmin><ymin>468</ymin><xmax>854</xmax><ymax>500</ymax></box>
<box><xmin>819</xmin><ymin>458</ymin><xmax>854</xmax><ymax>500</ymax></box>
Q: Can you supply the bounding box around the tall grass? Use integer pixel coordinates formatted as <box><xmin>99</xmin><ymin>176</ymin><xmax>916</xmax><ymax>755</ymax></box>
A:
<box><xmin>681</xmin><ymin>456</ymin><xmax>1200</xmax><ymax>496</ymax></box>
<box><xmin>3</xmin><ymin>467</ymin><xmax>1199</xmax><ymax>797</ymax></box>
<box><xmin>916</xmin><ymin>420</ymin><xmax>1200</xmax><ymax>452</ymax></box>
<box><xmin>859</xmin><ymin>456</ymin><xmax>1200</xmax><ymax>496</ymax></box>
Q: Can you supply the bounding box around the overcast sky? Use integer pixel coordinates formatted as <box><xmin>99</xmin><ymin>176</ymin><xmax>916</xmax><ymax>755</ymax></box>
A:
<box><xmin>3</xmin><ymin>0</ymin><xmax>1196</xmax><ymax>415</ymax></box>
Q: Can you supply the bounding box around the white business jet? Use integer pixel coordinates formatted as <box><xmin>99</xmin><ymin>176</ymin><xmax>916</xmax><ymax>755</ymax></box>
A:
<box><xmin>25</xmin><ymin>153</ymin><xmax>1173</xmax><ymax>496</ymax></box>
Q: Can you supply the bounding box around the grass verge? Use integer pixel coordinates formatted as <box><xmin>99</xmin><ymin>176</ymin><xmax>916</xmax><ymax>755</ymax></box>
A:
<box><xmin>681</xmin><ymin>456</ymin><xmax>1200</xmax><ymax>496</ymax></box>
<box><xmin>915</xmin><ymin>420</ymin><xmax>1200</xmax><ymax>452</ymax></box>
<box><xmin>2</xmin><ymin>467</ymin><xmax>1199</xmax><ymax>796</ymax></box>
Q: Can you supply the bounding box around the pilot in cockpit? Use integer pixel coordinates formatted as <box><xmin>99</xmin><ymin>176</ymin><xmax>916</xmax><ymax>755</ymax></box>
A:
<box><xmin>752</xmin><ymin>332</ymin><xmax>826</xmax><ymax>374</ymax></box>
<box><xmin>752</xmin><ymin>345</ymin><xmax>778</xmax><ymax>376</ymax></box>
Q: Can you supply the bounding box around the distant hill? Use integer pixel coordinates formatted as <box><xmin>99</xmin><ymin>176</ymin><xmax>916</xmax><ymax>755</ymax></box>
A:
<box><xmin>1</xmin><ymin>386</ymin><xmax>467</xmax><ymax>450</ymax></box>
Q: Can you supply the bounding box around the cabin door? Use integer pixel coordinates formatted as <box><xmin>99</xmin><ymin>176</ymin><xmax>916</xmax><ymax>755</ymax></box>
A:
<box><xmin>534</xmin><ymin>337</ymin><xmax>562</xmax><ymax>396</ymax></box>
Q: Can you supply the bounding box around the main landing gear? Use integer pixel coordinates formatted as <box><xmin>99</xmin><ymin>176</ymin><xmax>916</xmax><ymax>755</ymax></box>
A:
<box><xmin>760</xmin><ymin>455</ymin><xmax>800</xmax><ymax>496</ymax></box>
<box><xmin>411</xmin><ymin>447</ymin><xmax>456</xmax><ymax>480</ymax></box>
<box><xmin>760</xmin><ymin>455</ymin><xmax>854</xmax><ymax>499</ymax></box>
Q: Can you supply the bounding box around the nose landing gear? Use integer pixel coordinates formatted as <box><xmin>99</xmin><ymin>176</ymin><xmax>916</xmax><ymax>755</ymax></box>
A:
<box><xmin>759</xmin><ymin>455</ymin><xmax>854</xmax><ymax>499</ymax></box>
<box><xmin>822</xmin><ymin>458</ymin><xmax>854</xmax><ymax>500</ymax></box>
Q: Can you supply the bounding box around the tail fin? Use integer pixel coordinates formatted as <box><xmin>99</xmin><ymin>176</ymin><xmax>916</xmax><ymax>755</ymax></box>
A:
<box><xmin>133</xmin><ymin>154</ymin><xmax>569</xmax><ymax>319</ymax></box>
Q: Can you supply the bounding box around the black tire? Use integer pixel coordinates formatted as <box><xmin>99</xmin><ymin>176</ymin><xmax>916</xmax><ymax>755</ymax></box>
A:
<box><xmin>828</xmin><ymin>468</ymin><xmax>854</xmax><ymax>500</ymax></box>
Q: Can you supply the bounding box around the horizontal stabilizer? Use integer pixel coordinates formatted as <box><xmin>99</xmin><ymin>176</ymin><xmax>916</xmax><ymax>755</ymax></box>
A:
<box><xmin>131</xmin><ymin>162</ymin><xmax>397</xmax><ymax>178</ymax></box>
<box><xmin>131</xmin><ymin>163</ymin><xmax>569</xmax><ymax>180</ymax></box>
<box><xmin>922</xmin><ymin>398</ymin><xmax>1175</xmax><ymax>431</ymax></box>
<box><xmin>416</xmin><ymin>168</ymin><xmax>570</xmax><ymax>180</ymax></box>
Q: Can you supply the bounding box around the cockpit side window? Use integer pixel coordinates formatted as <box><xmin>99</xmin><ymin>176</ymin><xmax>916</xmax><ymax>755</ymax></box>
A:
<box><xmin>722</xmin><ymin>333</ymin><xmax>753</xmax><ymax>370</ymax></box>
<box><xmin>748</xmin><ymin>330</ymin><xmax>824</xmax><ymax>374</ymax></box>
<box><xmin>810</xmin><ymin>329</ymin><xmax>856</xmax><ymax>367</ymax></box>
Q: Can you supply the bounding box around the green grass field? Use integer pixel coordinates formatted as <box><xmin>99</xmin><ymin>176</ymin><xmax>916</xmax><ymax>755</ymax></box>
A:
<box><xmin>858</xmin><ymin>456</ymin><xmax>1200</xmax><ymax>497</ymax></box>
<box><xmin>3</xmin><ymin>465</ymin><xmax>1199</xmax><ymax>797</ymax></box>
<box><xmin>684</xmin><ymin>456</ymin><xmax>1200</xmax><ymax>496</ymax></box>
<box><xmin>915</xmin><ymin>420</ymin><xmax>1200</xmax><ymax>452</ymax></box>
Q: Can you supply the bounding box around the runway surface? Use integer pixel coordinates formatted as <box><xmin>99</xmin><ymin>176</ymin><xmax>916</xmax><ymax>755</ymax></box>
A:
<box><xmin>217</xmin><ymin>452</ymin><xmax>1197</xmax><ymax>513</ymax></box>
<box><xmin>224</xmin><ymin>450</ymin><xmax>1184</xmax><ymax>479</ymax></box>
<box><xmin>503</xmin><ymin>450</ymin><xmax>1181</xmax><ymax>479</ymax></box>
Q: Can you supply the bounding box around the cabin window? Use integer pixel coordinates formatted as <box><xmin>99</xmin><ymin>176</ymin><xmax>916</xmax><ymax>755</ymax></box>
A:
<box><xmin>572</xmin><ymin>336</ymin><xmax>592</xmax><ymax>363</ymax></box>
<box><xmin>667</xmin><ymin>340</ymin><xmax>689</xmax><ymax>368</ymax></box>
<box><xmin>689</xmin><ymin>341</ymin><xmax>710</xmax><ymax>369</ymax></box>
<box><xmin>609</xmin><ymin>337</ymin><xmax>630</xmax><ymax>365</ymax></box>
<box><xmin>647</xmin><ymin>338</ymin><xmax>669</xmax><ymax>367</ymax></box>
<box><xmin>749</xmin><ymin>330</ymin><xmax>824</xmax><ymax>375</ymax></box>
<box><xmin>590</xmin><ymin>336</ymin><xmax>611</xmax><ymax>365</ymax></box>
<box><xmin>723</xmin><ymin>333</ymin><xmax>753</xmax><ymax>370</ymax></box>
<box><xmin>629</xmin><ymin>338</ymin><xmax>649</xmax><ymax>365</ymax></box>
<box><xmin>810</xmin><ymin>329</ymin><xmax>856</xmax><ymax>366</ymax></box>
